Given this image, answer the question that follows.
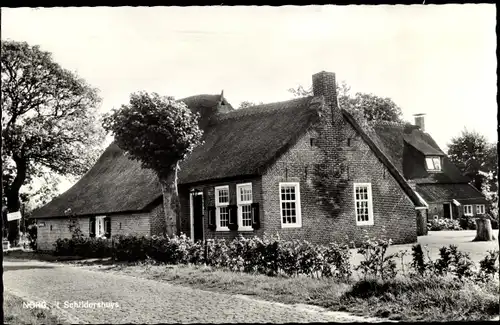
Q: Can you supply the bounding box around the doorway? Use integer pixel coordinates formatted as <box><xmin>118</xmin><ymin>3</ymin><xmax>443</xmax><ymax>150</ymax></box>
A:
<box><xmin>190</xmin><ymin>192</ymin><xmax>204</xmax><ymax>242</ymax></box>
<box><xmin>443</xmin><ymin>203</ymin><xmax>453</xmax><ymax>219</ymax></box>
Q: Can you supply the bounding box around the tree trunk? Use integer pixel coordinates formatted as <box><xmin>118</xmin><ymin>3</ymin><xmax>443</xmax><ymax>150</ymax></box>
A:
<box><xmin>5</xmin><ymin>156</ymin><xmax>26</xmax><ymax>245</ymax></box>
<box><xmin>159</xmin><ymin>163</ymin><xmax>181</xmax><ymax>237</ymax></box>
<box><xmin>474</xmin><ymin>218</ymin><xmax>494</xmax><ymax>241</ymax></box>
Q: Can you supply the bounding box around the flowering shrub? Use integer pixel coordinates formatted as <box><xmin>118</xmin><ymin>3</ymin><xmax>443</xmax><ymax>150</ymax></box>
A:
<box><xmin>427</xmin><ymin>219</ymin><xmax>462</xmax><ymax>231</ymax></box>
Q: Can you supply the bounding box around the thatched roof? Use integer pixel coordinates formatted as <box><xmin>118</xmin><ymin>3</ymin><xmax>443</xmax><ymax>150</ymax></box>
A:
<box><xmin>33</xmin><ymin>92</ymin><xmax>435</xmax><ymax>218</ymax></box>
<box><xmin>371</xmin><ymin>122</ymin><xmax>471</xmax><ymax>184</ymax></box>
<box><xmin>179</xmin><ymin>96</ymin><xmax>320</xmax><ymax>184</ymax></box>
<box><xmin>32</xmin><ymin>95</ymin><xmax>321</xmax><ymax>218</ymax></box>
<box><xmin>417</xmin><ymin>183</ymin><xmax>487</xmax><ymax>204</ymax></box>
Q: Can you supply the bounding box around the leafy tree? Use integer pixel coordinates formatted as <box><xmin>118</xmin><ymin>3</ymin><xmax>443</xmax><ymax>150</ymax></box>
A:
<box><xmin>288</xmin><ymin>81</ymin><xmax>404</xmax><ymax>123</ymax></box>
<box><xmin>1</xmin><ymin>40</ymin><xmax>105</xmax><ymax>242</ymax></box>
<box><xmin>447</xmin><ymin>129</ymin><xmax>498</xmax><ymax>218</ymax></box>
<box><xmin>102</xmin><ymin>92</ymin><xmax>203</xmax><ymax>237</ymax></box>
<box><xmin>447</xmin><ymin>129</ymin><xmax>492</xmax><ymax>190</ymax></box>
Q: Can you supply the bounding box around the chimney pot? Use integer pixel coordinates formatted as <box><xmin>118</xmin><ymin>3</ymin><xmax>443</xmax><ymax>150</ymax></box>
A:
<box><xmin>312</xmin><ymin>71</ymin><xmax>338</xmax><ymax>109</ymax></box>
<box><xmin>413</xmin><ymin>113</ymin><xmax>426</xmax><ymax>132</ymax></box>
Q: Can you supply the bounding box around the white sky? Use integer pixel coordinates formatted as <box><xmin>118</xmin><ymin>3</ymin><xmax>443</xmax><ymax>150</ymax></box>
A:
<box><xmin>2</xmin><ymin>5</ymin><xmax>497</xmax><ymax>193</ymax></box>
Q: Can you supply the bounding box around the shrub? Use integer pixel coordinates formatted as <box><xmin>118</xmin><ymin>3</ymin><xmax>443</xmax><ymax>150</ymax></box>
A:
<box><xmin>427</xmin><ymin>219</ymin><xmax>462</xmax><ymax>231</ymax></box>
<box><xmin>410</xmin><ymin>244</ymin><xmax>432</xmax><ymax>276</ymax></box>
<box><xmin>476</xmin><ymin>250</ymin><xmax>499</xmax><ymax>283</ymax></box>
<box><xmin>113</xmin><ymin>235</ymin><xmax>150</xmax><ymax>262</ymax></box>
<box><xmin>26</xmin><ymin>224</ymin><xmax>37</xmax><ymax>250</ymax></box>
<box><xmin>355</xmin><ymin>234</ymin><xmax>399</xmax><ymax>280</ymax></box>
<box><xmin>53</xmin><ymin>236</ymin><xmax>112</xmax><ymax>258</ymax></box>
<box><xmin>459</xmin><ymin>217</ymin><xmax>477</xmax><ymax>230</ymax></box>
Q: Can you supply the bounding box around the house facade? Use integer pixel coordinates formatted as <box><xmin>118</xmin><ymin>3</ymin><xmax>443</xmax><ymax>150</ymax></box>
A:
<box><xmin>34</xmin><ymin>71</ymin><xmax>478</xmax><ymax>251</ymax></box>
<box><xmin>371</xmin><ymin>117</ymin><xmax>487</xmax><ymax>225</ymax></box>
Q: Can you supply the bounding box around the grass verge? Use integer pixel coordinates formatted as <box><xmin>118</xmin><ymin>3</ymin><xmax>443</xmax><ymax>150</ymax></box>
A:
<box><xmin>3</xmin><ymin>292</ymin><xmax>67</xmax><ymax>325</ymax></box>
<box><xmin>72</xmin><ymin>260</ymin><xmax>499</xmax><ymax>322</ymax></box>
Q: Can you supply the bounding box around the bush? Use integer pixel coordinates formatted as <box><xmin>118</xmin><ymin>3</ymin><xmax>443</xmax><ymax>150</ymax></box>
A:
<box><xmin>459</xmin><ymin>217</ymin><xmax>477</xmax><ymax>230</ymax></box>
<box><xmin>427</xmin><ymin>219</ymin><xmax>462</xmax><ymax>231</ymax></box>
<box><xmin>107</xmin><ymin>233</ymin><xmax>352</xmax><ymax>280</ymax></box>
<box><xmin>26</xmin><ymin>224</ymin><xmax>37</xmax><ymax>250</ymax></box>
<box><xmin>355</xmin><ymin>234</ymin><xmax>399</xmax><ymax>280</ymax></box>
<box><xmin>53</xmin><ymin>236</ymin><xmax>112</xmax><ymax>258</ymax></box>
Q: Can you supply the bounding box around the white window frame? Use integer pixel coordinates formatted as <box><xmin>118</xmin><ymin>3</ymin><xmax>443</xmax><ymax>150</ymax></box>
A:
<box><xmin>476</xmin><ymin>204</ymin><xmax>485</xmax><ymax>215</ymax></box>
<box><xmin>95</xmin><ymin>216</ymin><xmax>106</xmax><ymax>238</ymax></box>
<box><xmin>463</xmin><ymin>205</ymin><xmax>473</xmax><ymax>216</ymax></box>
<box><xmin>279</xmin><ymin>182</ymin><xmax>302</xmax><ymax>228</ymax></box>
<box><xmin>354</xmin><ymin>183</ymin><xmax>374</xmax><ymax>226</ymax></box>
<box><xmin>215</xmin><ymin>185</ymin><xmax>230</xmax><ymax>231</ymax></box>
<box><xmin>425</xmin><ymin>156</ymin><xmax>442</xmax><ymax>171</ymax></box>
<box><xmin>236</xmin><ymin>183</ymin><xmax>253</xmax><ymax>231</ymax></box>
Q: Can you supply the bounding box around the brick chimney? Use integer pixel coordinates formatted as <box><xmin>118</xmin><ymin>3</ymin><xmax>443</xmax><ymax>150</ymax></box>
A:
<box><xmin>413</xmin><ymin>113</ymin><xmax>426</xmax><ymax>132</ymax></box>
<box><xmin>312</xmin><ymin>71</ymin><xmax>338</xmax><ymax>109</ymax></box>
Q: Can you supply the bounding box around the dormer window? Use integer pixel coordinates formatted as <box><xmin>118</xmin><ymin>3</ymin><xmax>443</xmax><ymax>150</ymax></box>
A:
<box><xmin>425</xmin><ymin>156</ymin><xmax>442</xmax><ymax>172</ymax></box>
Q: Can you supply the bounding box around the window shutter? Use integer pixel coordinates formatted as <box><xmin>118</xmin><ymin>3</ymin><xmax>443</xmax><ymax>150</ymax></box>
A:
<box><xmin>104</xmin><ymin>217</ymin><xmax>111</xmax><ymax>238</ymax></box>
<box><xmin>207</xmin><ymin>206</ymin><xmax>216</xmax><ymax>231</ymax></box>
<box><xmin>89</xmin><ymin>216</ymin><xmax>96</xmax><ymax>238</ymax></box>
<box><xmin>228</xmin><ymin>205</ymin><xmax>238</xmax><ymax>231</ymax></box>
<box><xmin>251</xmin><ymin>203</ymin><xmax>260</xmax><ymax>230</ymax></box>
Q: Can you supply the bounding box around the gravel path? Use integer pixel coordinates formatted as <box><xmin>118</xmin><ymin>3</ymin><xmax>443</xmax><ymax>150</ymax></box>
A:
<box><xmin>4</xmin><ymin>260</ymin><xmax>384</xmax><ymax>324</ymax></box>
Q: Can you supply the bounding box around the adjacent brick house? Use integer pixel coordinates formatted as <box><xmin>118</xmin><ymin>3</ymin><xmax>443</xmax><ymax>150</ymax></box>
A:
<box><xmin>35</xmin><ymin>71</ymin><xmax>478</xmax><ymax>251</ymax></box>
<box><xmin>371</xmin><ymin>117</ymin><xmax>487</xmax><ymax>227</ymax></box>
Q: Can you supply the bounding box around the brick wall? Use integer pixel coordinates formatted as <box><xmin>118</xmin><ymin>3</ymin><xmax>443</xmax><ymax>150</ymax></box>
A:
<box><xmin>179</xmin><ymin>178</ymin><xmax>263</xmax><ymax>241</ymax></box>
<box><xmin>261</xmin><ymin>124</ymin><xmax>417</xmax><ymax>246</ymax></box>
<box><xmin>259</xmin><ymin>72</ymin><xmax>417</xmax><ymax>246</ymax></box>
<box><xmin>36</xmin><ymin>217</ymin><xmax>89</xmax><ymax>251</ymax></box>
<box><xmin>36</xmin><ymin>206</ymin><xmax>162</xmax><ymax>251</ymax></box>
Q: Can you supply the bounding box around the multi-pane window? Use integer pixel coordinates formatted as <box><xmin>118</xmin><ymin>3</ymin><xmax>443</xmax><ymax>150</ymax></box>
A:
<box><xmin>354</xmin><ymin>183</ymin><xmax>374</xmax><ymax>226</ymax></box>
<box><xmin>476</xmin><ymin>204</ymin><xmax>485</xmax><ymax>215</ymax></box>
<box><xmin>279</xmin><ymin>182</ymin><xmax>302</xmax><ymax>228</ymax></box>
<box><xmin>463</xmin><ymin>205</ymin><xmax>473</xmax><ymax>216</ymax></box>
<box><xmin>96</xmin><ymin>216</ymin><xmax>106</xmax><ymax>238</ymax></box>
<box><xmin>237</xmin><ymin>183</ymin><xmax>253</xmax><ymax>230</ymax></box>
<box><xmin>425</xmin><ymin>157</ymin><xmax>442</xmax><ymax>171</ymax></box>
<box><xmin>215</xmin><ymin>186</ymin><xmax>230</xmax><ymax>230</ymax></box>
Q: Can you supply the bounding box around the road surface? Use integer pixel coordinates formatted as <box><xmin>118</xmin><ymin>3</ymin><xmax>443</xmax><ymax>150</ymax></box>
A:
<box><xmin>4</xmin><ymin>259</ymin><xmax>384</xmax><ymax>324</ymax></box>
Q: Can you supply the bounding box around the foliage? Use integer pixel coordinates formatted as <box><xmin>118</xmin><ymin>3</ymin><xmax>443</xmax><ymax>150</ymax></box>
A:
<box><xmin>53</xmin><ymin>237</ymin><xmax>112</xmax><ymax>258</ymax></box>
<box><xmin>427</xmin><ymin>218</ymin><xmax>462</xmax><ymax>231</ymax></box>
<box><xmin>354</xmin><ymin>233</ymin><xmax>400</xmax><ymax>280</ymax></box>
<box><xmin>476</xmin><ymin>250</ymin><xmax>499</xmax><ymax>283</ymax></box>
<box><xmin>459</xmin><ymin>217</ymin><xmax>477</xmax><ymax>230</ymax></box>
<box><xmin>288</xmin><ymin>81</ymin><xmax>404</xmax><ymax>123</ymax></box>
<box><xmin>409</xmin><ymin>244</ymin><xmax>498</xmax><ymax>283</ymax></box>
<box><xmin>1</xmin><ymin>40</ymin><xmax>104</xmax><ymax>246</ymax></box>
<box><xmin>92</xmin><ymin>233</ymin><xmax>352</xmax><ymax>279</ymax></box>
<box><xmin>102</xmin><ymin>92</ymin><xmax>203</xmax><ymax>179</ymax></box>
<box><xmin>102</xmin><ymin>92</ymin><xmax>204</xmax><ymax>236</ymax></box>
<box><xmin>26</xmin><ymin>224</ymin><xmax>37</xmax><ymax>250</ymax></box>
<box><xmin>447</xmin><ymin>129</ymin><xmax>497</xmax><ymax>193</ymax></box>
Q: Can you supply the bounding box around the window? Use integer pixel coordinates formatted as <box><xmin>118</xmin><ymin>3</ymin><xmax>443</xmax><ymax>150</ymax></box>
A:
<box><xmin>463</xmin><ymin>205</ymin><xmax>473</xmax><ymax>216</ymax></box>
<box><xmin>237</xmin><ymin>183</ymin><xmax>253</xmax><ymax>231</ymax></box>
<box><xmin>279</xmin><ymin>182</ymin><xmax>302</xmax><ymax>228</ymax></box>
<box><xmin>96</xmin><ymin>216</ymin><xmax>106</xmax><ymax>238</ymax></box>
<box><xmin>310</xmin><ymin>138</ymin><xmax>316</xmax><ymax>147</ymax></box>
<box><xmin>215</xmin><ymin>185</ymin><xmax>230</xmax><ymax>230</ymax></box>
<box><xmin>476</xmin><ymin>204</ymin><xmax>485</xmax><ymax>215</ymax></box>
<box><xmin>425</xmin><ymin>156</ymin><xmax>442</xmax><ymax>171</ymax></box>
<box><xmin>354</xmin><ymin>183</ymin><xmax>374</xmax><ymax>226</ymax></box>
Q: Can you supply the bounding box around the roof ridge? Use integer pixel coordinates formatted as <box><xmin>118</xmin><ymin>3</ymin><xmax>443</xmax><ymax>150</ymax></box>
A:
<box><xmin>216</xmin><ymin>96</ymin><xmax>314</xmax><ymax>121</ymax></box>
